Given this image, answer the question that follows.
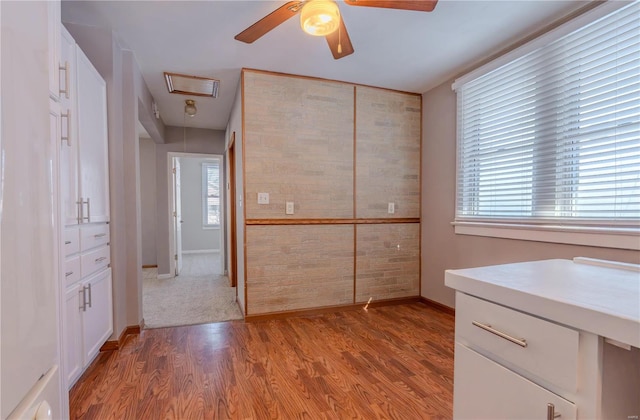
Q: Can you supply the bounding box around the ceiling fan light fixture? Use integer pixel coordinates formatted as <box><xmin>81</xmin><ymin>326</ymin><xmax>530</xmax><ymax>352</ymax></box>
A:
<box><xmin>301</xmin><ymin>0</ymin><xmax>340</xmax><ymax>36</ymax></box>
<box><xmin>184</xmin><ymin>99</ymin><xmax>197</xmax><ymax>117</ymax></box>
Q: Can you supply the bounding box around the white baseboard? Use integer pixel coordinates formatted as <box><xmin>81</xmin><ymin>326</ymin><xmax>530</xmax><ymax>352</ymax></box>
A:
<box><xmin>157</xmin><ymin>273</ymin><xmax>173</xmax><ymax>279</ymax></box>
<box><xmin>181</xmin><ymin>249</ymin><xmax>220</xmax><ymax>254</ymax></box>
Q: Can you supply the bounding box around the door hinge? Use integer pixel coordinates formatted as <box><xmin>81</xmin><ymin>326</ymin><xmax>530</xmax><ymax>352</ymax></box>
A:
<box><xmin>173</xmin><ymin>211</ymin><xmax>177</xmax><ymax>217</ymax></box>
<box><xmin>172</xmin><ymin>167</ymin><xmax>176</xmax><ymax>174</ymax></box>
<box><xmin>174</xmin><ymin>254</ymin><xmax>178</xmax><ymax>260</ymax></box>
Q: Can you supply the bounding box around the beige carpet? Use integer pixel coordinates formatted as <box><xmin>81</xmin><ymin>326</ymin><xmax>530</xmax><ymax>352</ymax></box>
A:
<box><xmin>143</xmin><ymin>267</ymin><xmax>243</xmax><ymax>329</ymax></box>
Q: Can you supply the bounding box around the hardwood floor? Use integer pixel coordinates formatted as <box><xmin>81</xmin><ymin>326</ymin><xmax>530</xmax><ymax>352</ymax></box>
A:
<box><xmin>70</xmin><ymin>303</ymin><xmax>454</xmax><ymax>419</ymax></box>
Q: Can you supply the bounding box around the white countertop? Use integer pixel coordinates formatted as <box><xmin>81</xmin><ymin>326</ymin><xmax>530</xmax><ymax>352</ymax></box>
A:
<box><xmin>445</xmin><ymin>259</ymin><xmax>640</xmax><ymax>348</ymax></box>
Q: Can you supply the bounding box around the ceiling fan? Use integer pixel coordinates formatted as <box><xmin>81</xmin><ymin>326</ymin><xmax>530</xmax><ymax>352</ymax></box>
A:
<box><xmin>234</xmin><ymin>0</ymin><xmax>438</xmax><ymax>60</ymax></box>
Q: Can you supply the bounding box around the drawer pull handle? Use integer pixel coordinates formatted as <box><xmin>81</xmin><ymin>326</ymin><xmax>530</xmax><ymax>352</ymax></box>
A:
<box><xmin>64</xmin><ymin>241</ymin><xmax>72</xmax><ymax>245</ymax></box>
<box><xmin>95</xmin><ymin>256</ymin><xmax>107</xmax><ymax>263</ymax></box>
<box><xmin>65</xmin><ymin>271</ymin><xmax>73</xmax><ymax>277</ymax></box>
<box><xmin>472</xmin><ymin>321</ymin><xmax>527</xmax><ymax>348</ymax></box>
<box><xmin>547</xmin><ymin>403</ymin><xmax>561</xmax><ymax>419</ymax></box>
<box><xmin>94</xmin><ymin>233</ymin><xmax>106</xmax><ymax>238</ymax></box>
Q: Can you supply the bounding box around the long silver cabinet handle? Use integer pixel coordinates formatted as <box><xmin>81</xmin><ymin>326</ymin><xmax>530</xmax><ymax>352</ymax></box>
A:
<box><xmin>79</xmin><ymin>288</ymin><xmax>86</xmax><ymax>312</ymax></box>
<box><xmin>472</xmin><ymin>321</ymin><xmax>528</xmax><ymax>348</ymax></box>
<box><xmin>59</xmin><ymin>61</ymin><xmax>70</xmax><ymax>98</ymax></box>
<box><xmin>94</xmin><ymin>233</ymin><xmax>106</xmax><ymax>238</ymax></box>
<box><xmin>87</xmin><ymin>283</ymin><xmax>92</xmax><ymax>308</ymax></box>
<box><xmin>547</xmin><ymin>403</ymin><xmax>561</xmax><ymax>419</ymax></box>
<box><xmin>64</xmin><ymin>241</ymin><xmax>72</xmax><ymax>245</ymax></box>
<box><xmin>78</xmin><ymin>198</ymin><xmax>90</xmax><ymax>223</ymax></box>
<box><xmin>95</xmin><ymin>256</ymin><xmax>107</xmax><ymax>263</ymax></box>
<box><xmin>65</xmin><ymin>271</ymin><xmax>73</xmax><ymax>277</ymax></box>
<box><xmin>61</xmin><ymin>110</ymin><xmax>71</xmax><ymax>146</ymax></box>
<box><xmin>77</xmin><ymin>197</ymin><xmax>83</xmax><ymax>223</ymax></box>
<box><xmin>85</xmin><ymin>198</ymin><xmax>91</xmax><ymax>223</ymax></box>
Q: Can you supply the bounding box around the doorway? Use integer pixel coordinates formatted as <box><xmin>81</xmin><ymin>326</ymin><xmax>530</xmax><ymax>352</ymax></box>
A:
<box><xmin>139</xmin><ymin>151</ymin><xmax>242</xmax><ymax>328</ymax></box>
<box><xmin>169</xmin><ymin>153</ymin><xmax>224</xmax><ymax>277</ymax></box>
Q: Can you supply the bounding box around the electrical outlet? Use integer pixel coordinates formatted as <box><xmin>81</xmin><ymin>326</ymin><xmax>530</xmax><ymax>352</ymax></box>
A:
<box><xmin>258</xmin><ymin>192</ymin><xmax>269</xmax><ymax>204</ymax></box>
<box><xmin>286</xmin><ymin>201</ymin><xmax>294</xmax><ymax>215</ymax></box>
<box><xmin>388</xmin><ymin>202</ymin><xmax>395</xmax><ymax>214</ymax></box>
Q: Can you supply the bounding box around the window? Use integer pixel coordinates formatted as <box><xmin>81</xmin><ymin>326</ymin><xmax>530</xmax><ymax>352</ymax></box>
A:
<box><xmin>202</xmin><ymin>161</ymin><xmax>221</xmax><ymax>227</ymax></box>
<box><xmin>453</xmin><ymin>1</ymin><xmax>639</xmax><ymax>249</ymax></box>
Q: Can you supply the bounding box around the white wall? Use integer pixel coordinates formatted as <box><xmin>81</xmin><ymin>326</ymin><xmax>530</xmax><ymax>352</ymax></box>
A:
<box><xmin>139</xmin><ymin>137</ymin><xmax>157</xmax><ymax>266</ymax></box>
<box><xmin>179</xmin><ymin>157</ymin><xmax>221</xmax><ymax>252</ymax></box>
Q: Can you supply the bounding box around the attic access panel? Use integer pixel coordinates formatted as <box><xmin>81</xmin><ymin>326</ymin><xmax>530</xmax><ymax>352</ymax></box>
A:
<box><xmin>164</xmin><ymin>72</ymin><xmax>219</xmax><ymax>98</ymax></box>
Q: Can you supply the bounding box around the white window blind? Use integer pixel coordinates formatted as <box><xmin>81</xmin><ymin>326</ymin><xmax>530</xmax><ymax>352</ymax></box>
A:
<box><xmin>454</xmin><ymin>2</ymin><xmax>640</xmax><ymax>231</ymax></box>
<box><xmin>202</xmin><ymin>161</ymin><xmax>220</xmax><ymax>226</ymax></box>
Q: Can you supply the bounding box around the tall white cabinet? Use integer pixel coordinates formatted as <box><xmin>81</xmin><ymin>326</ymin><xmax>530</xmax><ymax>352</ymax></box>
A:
<box><xmin>59</xmin><ymin>26</ymin><xmax>113</xmax><ymax>389</ymax></box>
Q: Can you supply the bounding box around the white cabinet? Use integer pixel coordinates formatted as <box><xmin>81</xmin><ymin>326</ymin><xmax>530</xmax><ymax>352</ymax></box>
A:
<box><xmin>76</xmin><ymin>47</ymin><xmax>109</xmax><ymax>223</ymax></box>
<box><xmin>454</xmin><ymin>343</ymin><xmax>576</xmax><ymax>419</ymax></box>
<box><xmin>63</xmin><ymin>269</ymin><xmax>112</xmax><ymax>387</ymax></box>
<box><xmin>59</xmin><ymin>27</ymin><xmax>78</xmax><ymax>226</ymax></box>
<box><xmin>81</xmin><ymin>269</ymin><xmax>113</xmax><ymax>363</ymax></box>
<box><xmin>445</xmin><ymin>258</ymin><xmax>640</xmax><ymax>420</ymax></box>
<box><xmin>452</xmin><ymin>292</ymin><xmax>579</xmax><ymax>419</ymax></box>
<box><xmin>63</xmin><ymin>284</ymin><xmax>83</xmax><ymax>386</ymax></box>
<box><xmin>48</xmin><ymin>1</ymin><xmax>61</xmax><ymax>100</ymax></box>
<box><xmin>58</xmin><ymin>28</ymin><xmax>112</xmax><ymax>389</ymax></box>
<box><xmin>59</xmin><ymin>28</ymin><xmax>109</xmax><ymax>226</ymax></box>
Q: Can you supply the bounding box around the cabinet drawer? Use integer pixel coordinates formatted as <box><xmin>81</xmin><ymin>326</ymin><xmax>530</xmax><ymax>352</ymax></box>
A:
<box><xmin>453</xmin><ymin>343</ymin><xmax>576</xmax><ymax>419</ymax></box>
<box><xmin>80</xmin><ymin>224</ymin><xmax>109</xmax><ymax>252</ymax></box>
<box><xmin>455</xmin><ymin>292</ymin><xmax>579</xmax><ymax>392</ymax></box>
<box><xmin>64</xmin><ymin>227</ymin><xmax>80</xmax><ymax>256</ymax></box>
<box><xmin>64</xmin><ymin>256</ymin><xmax>81</xmax><ymax>287</ymax></box>
<box><xmin>80</xmin><ymin>246</ymin><xmax>110</xmax><ymax>278</ymax></box>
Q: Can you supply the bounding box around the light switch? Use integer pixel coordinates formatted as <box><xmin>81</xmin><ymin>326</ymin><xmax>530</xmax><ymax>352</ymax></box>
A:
<box><xmin>388</xmin><ymin>202</ymin><xmax>395</xmax><ymax>214</ymax></box>
<box><xmin>258</xmin><ymin>192</ymin><xmax>269</xmax><ymax>204</ymax></box>
<box><xmin>286</xmin><ymin>202</ymin><xmax>294</xmax><ymax>215</ymax></box>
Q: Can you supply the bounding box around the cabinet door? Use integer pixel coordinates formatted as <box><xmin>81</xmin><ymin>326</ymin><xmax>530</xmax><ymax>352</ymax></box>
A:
<box><xmin>81</xmin><ymin>268</ymin><xmax>113</xmax><ymax>365</ymax></box>
<box><xmin>453</xmin><ymin>343</ymin><xmax>576</xmax><ymax>420</ymax></box>
<box><xmin>47</xmin><ymin>0</ymin><xmax>60</xmax><ymax>100</ymax></box>
<box><xmin>76</xmin><ymin>47</ymin><xmax>109</xmax><ymax>223</ymax></box>
<box><xmin>59</xmin><ymin>27</ymin><xmax>78</xmax><ymax>226</ymax></box>
<box><xmin>64</xmin><ymin>284</ymin><xmax>83</xmax><ymax>387</ymax></box>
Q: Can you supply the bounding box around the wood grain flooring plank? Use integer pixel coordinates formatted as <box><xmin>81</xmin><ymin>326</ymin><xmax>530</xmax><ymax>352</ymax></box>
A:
<box><xmin>70</xmin><ymin>303</ymin><xmax>454</xmax><ymax>419</ymax></box>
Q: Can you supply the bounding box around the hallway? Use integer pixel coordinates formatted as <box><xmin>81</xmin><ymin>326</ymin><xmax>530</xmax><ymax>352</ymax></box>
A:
<box><xmin>142</xmin><ymin>253</ymin><xmax>243</xmax><ymax>328</ymax></box>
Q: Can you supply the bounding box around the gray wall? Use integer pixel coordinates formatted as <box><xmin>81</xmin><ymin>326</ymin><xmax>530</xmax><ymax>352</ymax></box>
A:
<box><xmin>139</xmin><ymin>137</ymin><xmax>157</xmax><ymax>266</ymax></box>
<box><xmin>155</xmin><ymin>126</ymin><xmax>226</xmax><ymax>275</ymax></box>
<box><xmin>420</xmin><ymin>80</ymin><xmax>640</xmax><ymax>308</ymax></box>
<box><xmin>179</xmin><ymin>157</ymin><xmax>221</xmax><ymax>252</ymax></box>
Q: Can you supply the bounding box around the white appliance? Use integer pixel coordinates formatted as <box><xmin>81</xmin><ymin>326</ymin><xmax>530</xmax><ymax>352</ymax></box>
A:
<box><xmin>1</xmin><ymin>1</ymin><xmax>64</xmax><ymax>418</ymax></box>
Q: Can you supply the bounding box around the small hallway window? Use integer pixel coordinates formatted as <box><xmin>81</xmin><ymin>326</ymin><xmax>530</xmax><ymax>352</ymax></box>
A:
<box><xmin>202</xmin><ymin>160</ymin><xmax>220</xmax><ymax>227</ymax></box>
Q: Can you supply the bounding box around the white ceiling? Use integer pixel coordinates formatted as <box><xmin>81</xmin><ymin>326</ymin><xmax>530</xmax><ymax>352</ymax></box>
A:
<box><xmin>62</xmin><ymin>0</ymin><xmax>591</xmax><ymax>131</ymax></box>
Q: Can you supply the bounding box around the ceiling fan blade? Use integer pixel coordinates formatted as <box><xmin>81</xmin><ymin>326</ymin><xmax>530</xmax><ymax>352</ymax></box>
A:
<box><xmin>235</xmin><ymin>1</ymin><xmax>304</xmax><ymax>43</ymax></box>
<box><xmin>344</xmin><ymin>0</ymin><xmax>438</xmax><ymax>12</ymax></box>
<box><xmin>325</xmin><ymin>18</ymin><xmax>354</xmax><ymax>60</ymax></box>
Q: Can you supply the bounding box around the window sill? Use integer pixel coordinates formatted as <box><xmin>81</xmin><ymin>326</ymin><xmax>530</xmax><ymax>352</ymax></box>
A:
<box><xmin>452</xmin><ymin>221</ymin><xmax>639</xmax><ymax>251</ymax></box>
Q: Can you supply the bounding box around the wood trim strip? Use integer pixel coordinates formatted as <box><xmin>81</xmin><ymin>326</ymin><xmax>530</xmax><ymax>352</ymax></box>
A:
<box><xmin>241</xmin><ymin>68</ymin><xmax>422</xmax><ymax>97</ymax></box>
<box><xmin>99</xmin><ymin>324</ymin><xmax>142</xmax><ymax>352</ymax></box>
<box><xmin>246</xmin><ymin>218</ymin><xmax>420</xmax><ymax>225</ymax></box>
<box><xmin>241</xmin><ymin>70</ymin><xmax>248</xmax><ymax>316</ymax></box>
<box><xmin>419</xmin><ymin>297</ymin><xmax>455</xmax><ymax>316</ymax></box>
<box><xmin>245</xmin><ymin>296</ymin><xmax>421</xmax><ymax>322</ymax></box>
<box><xmin>353</xmin><ymin>85</ymin><xmax>357</xmax><ymax>305</ymax></box>
<box><xmin>419</xmin><ymin>93</ymin><xmax>423</xmax><ymax>297</ymax></box>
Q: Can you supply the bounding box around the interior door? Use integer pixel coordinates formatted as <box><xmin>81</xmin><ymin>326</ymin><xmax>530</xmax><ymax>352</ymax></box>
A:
<box><xmin>173</xmin><ymin>158</ymin><xmax>183</xmax><ymax>276</ymax></box>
